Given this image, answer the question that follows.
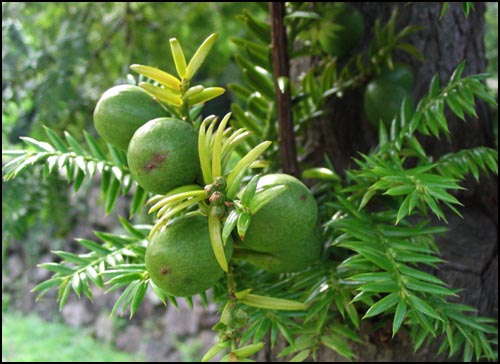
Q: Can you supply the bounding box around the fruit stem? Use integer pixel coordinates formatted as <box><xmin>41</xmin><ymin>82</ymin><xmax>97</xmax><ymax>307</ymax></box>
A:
<box><xmin>180</xmin><ymin>78</ymin><xmax>192</xmax><ymax>124</ymax></box>
<box><xmin>226</xmin><ymin>264</ymin><xmax>237</xmax><ymax>298</ymax></box>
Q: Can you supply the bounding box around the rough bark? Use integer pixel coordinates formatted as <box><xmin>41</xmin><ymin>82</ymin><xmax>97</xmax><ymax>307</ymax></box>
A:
<box><xmin>273</xmin><ymin>3</ymin><xmax>498</xmax><ymax>362</ymax></box>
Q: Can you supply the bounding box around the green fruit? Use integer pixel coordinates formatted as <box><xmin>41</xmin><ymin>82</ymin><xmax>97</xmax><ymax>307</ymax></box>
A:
<box><xmin>378</xmin><ymin>63</ymin><xmax>414</xmax><ymax>91</ymax></box>
<box><xmin>93</xmin><ymin>85</ymin><xmax>167</xmax><ymax>150</ymax></box>
<box><xmin>363</xmin><ymin>79</ymin><xmax>413</xmax><ymax>127</ymax></box>
<box><xmin>145</xmin><ymin>215</ymin><xmax>233</xmax><ymax>297</ymax></box>
<box><xmin>244</xmin><ymin>228</ymin><xmax>323</xmax><ymax>273</ymax></box>
<box><xmin>241</xmin><ymin>174</ymin><xmax>318</xmax><ymax>253</ymax></box>
<box><xmin>318</xmin><ymin>4</ymin><xmax>364</xmax><ymax>59</ymax></box>
<box><xmin>127</xmin><ymin>117</ymin><xmax>200</xmax><ymax>195</ymax></box>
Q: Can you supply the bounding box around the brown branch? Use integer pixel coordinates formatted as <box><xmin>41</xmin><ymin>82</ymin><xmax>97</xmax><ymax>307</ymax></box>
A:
<box><xmin>269</xmin><ymin>2</ymin><xmax>299</xmax><ymax>177</ymax></box>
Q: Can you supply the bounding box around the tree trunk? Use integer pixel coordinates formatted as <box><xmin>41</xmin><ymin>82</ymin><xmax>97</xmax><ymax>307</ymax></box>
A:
<box><xmin>272</xmin><ymin>3</ymin><xmax>498</xmax><ymax>362</ymax></box>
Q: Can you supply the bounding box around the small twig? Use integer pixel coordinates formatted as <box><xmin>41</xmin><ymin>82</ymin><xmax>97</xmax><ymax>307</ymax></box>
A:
<box><xmin>269</xmin><ymin>2</ymin><xmax>299</xmax><ymax>177</ymax></box>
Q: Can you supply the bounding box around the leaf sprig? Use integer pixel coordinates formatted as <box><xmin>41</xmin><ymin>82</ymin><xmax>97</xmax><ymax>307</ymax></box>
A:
<box><xmin>130</xmin><ymin>33</ymin><xmax>225</xmax><ymax>118</ymax></box>
<box><xmin>2</xmin><ymin>127</ymin><xmax>146</xmax><ymax>215</ymax></box>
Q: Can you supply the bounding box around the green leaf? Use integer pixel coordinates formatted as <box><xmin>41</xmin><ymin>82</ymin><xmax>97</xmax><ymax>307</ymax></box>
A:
<box><xmin>31</xmin><ymin>277</ymin><xmax>64</xmax><ymax>294</ymax></box>
<box><xmin>107</xmin><ymin>144</ymin><xmax>127</xmax><ymax>166</ymax></box>
<box><xmin>422</xmin><ymin>193</ymin><xmax>445</xmax><ymax>220</ymax></box>
<box><xmin>286</xmin><ymin>10</ymin><xmax>320</xmax><ymax>19</ymax></box>
<box><xmin>237</xmin><ymin>212</ymin><xmax>252</xmax><ymax>240</ymax></box>
<box><xmin>289</xmin><ymin>350</ymin><xmax>310</xmax><ymax>362</ymax></box>
<box><xmin>241</xmin><ymin>174</ymin><xmax>261</xmax><ymax>206</ymax></box>
<box><xmin>130</xmin><ymin>64</ymin><xmax>181</xmax><ymax>92</ymax></box>
<box><xmin>232</xmin><ymin>342</ymin><xmax>265</xmax><ymax>358</ymax></box>
<box><xmin>439</xmin><ymin>2</ymin><xmax>449</xmax><ymax>20</ymax></box>
<box><xmin>83</xmin><ymin>131</ymin><xmax>107</xmax><ymax>160</ymax></box>
<box><xmin>169</xmin><ymin>38</ymin><xmax>187</xmax><ymax>79</ymax></box>
<box><xmin>249</xmin><ymin>185</ymin><xmax>287</xmax><ymax>215</ymax></box>
<box><xmin>73</xmin><ymin>169</ymin><xmax>86</xmax><ymax>193</ymax></box>
<box><xmin>119</xmin><ymin>216</ymin><xmax>148</xmax><ymax>240</ymax></box>
<box><xmin>450</xmin><ymin>61</ymin><xmax>466</xmax><ymax>82</ymax></box>
<box><xmin>226</xmin><ymin>141</ymin><xmax>272</xmax><ymax>199</ymax></box>
<box><xmin>405</xmin><ymin>277</ymin><xmax>456</xmax><ymax>297</ymax></box>
<box><xmin>186</xmin><ymin>33</ymin><xmax>219</xmax><ymax>80</ymax></box>
<box><xmin>392</xmin><ymin>300</ymin><xmax>407</xmax><ymax>336</ymax></box>
<box><xmin>20</xmin><ymin>137</ymin><xmax>55</xmax><ymax>152</ymax></box>
<box><xmin>130</xmin><ymin>281</ymin><xmax>148</xmax><ymax>318</ymax></box>
<box><xmin>139</xmin><ymin>82</ymin><xmax>182</xmax><ymax>106</ymax></box>
<box><xmin>94</xmin><ymin>231</ymin><xmax>130</xmax><ymax>248</ymax></box>
<box><xmin>44</xmin><ymin>126</ymin><xmax>68</xmax><ymax>152</ymax></box>
<box><xmin>76</xmin><ymin>238</ymin><xmax>111</xmax><ymax>255</ymax></box>
<box><xmin>301</xmin><ymin>167</ymin><xmax>340</xmax><ymax>182</ymax></box>
<box><xmin>276</xmin><ymin>321</ymin><xmax>295</xmax><ymax>346</ymax></box>
<box><xmin>446</xmin><ymin>95</ymin><xmax>465</xmax><ymax>120</ymax></box>
<box><xmin>188</xmin><ymin>87</ymin><xmax>226</xmax><ymax>106</ymax></box>
<box><xmin>395</xmin><ymin>251</ymin><xmax>444</xmax><ymax>265</ymax></box>
<box><xmin>222</xmin><ymin>210</ymin><xmax>240</xmax><ymax>245</ymax></box>
<box><xmin>58</xmin><ymin>280</ymin><xmax>72</xmax><ymax>311</ymax></box>
<box><xmin>427</xmin><ymin>188</ymin><xmax>462</xmax><ymax>206</ymax></box>
<box><xmin>349</xmin><ymin>272</ymin><xmax>393</xmax><ymax>283</ymax></box>
<box><xmin>208</xmin><ymin>209</ymin><xmax>228</xmax><ymax>272</ymax></box>
<box><xmin>396</xmin><ymin>25</ymin><xmax>425</xmax><ymax>40</ymax></box>
<box><xmin>359</xmin><ymin>189</ymin><xmax>377</xmax><ymax>210</ymax></box>
<box><xmin>240</xmin><ymin>294</ymin><xmax>307</xmax><ymax>311</ymax></box>
<box><xmin>241</xmin><ymin>10</ymin><xmax>270</xmax><ymax>44</ymax></box>
<box><xmin>85</xmin><ymin>265</ymin><xmax>103</xmax><ymax>288</ymax></box>
<box><xmin>64</xmin><ymin>131</ymin><xmax>86</xmax><ymax>156</ymax></box>
<box><xmin>71</xmin><ymin>272</ymin><xmax>82</xmax><ymax>297</ymax></box>
<box><xmin>359</xmin><ymin>280</ymin><xmax>398</xmax><ymax>293</ymax></box>
<box><xmin>320</xmin><ymin>335</ymin><xmax>354</xmax><ymax>360</ymax></box>
<box><xmin>106</xmin><ymin>272</ymin><xmax>144</xmax><ymax>287</ymax></box>
<box><xmin>398</xmin><ymin>264</ymin><xmax>446</xmax><ymax>285</ymax></box>
<box><xmin>105</xmin><ymin>176</ymin><xmax>121</xmax><ymax>215</ymax></box>
<box><xmin>342</xmin><ymin>244</ymin><xmax>394</xmax><ymax>272</ymax></box>
<box><xmin>230</xmin><ymin>104</ymin><xmax>262</xmax><ymax>136</ymax></box>
<box><xmin>396</xmin><ymin>194</ymin><xmax>411</xmax><ymax>224</ymax></box>
<box><xmin>52</xmin><ymin>251</ymin><xmax>92</xmax><ymax>265</ymax></box>
<box><xmin>243</xmin><ymin>66</ymin><xmax>275</xmax><ymax>101</ymax></box>
<box><xmin>202</xmin><ymin>342</ymin><xmax>230</xmax><ymax>362</ymax></box>
<box><xmin>198</xmin><ymin>117</ymin><xmax>213</xmax><ymax>184</ymax></box>
<box><xmin>446</xmin><ymin>310</ymin><xmax>498</xmax><ymax>334</ymax></box>
<box><xmin>396</xmin><ymin>43</ymin><xmax>424</xmax><ymax>61</ymax></box>
<box><xmin>211</xmin><ymin>112</ymin><xmax>232</xmax><ymax>178</ymax></box>
<box><xmin>228</xmin><ymin>83</ymin><xmax>253</xmax><ymax>101</ymax></box>
<box><xmin>110</xmin><ymin>281</ymin><xmax>138</xmax><ymax>316</ymax></box>
<box><xmin>407</xmin><ymin>295</ymin><xmax>442</xmax><ymax>321</ymax></box>
<box><xmin>39</xmin><ymin>262</ymin><xmax>75</xmax><ymax>275</ymax></box>
<box><xmin>130</xmin><ymin>185</ymin><xmax>148</xmax><ymax>217</ymax></box>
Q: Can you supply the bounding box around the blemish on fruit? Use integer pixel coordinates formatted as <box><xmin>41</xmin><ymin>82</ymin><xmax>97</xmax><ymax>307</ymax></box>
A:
<box><xmin>144</xmin><ymin>152</ymin><xmax>167</xmax><ymax>172</ymax></box>
<box><xmin>300</xmin><ymin>194</ymin><xmax>307</xmax><ymax>202</ymax></box>
<box><xmin>161</xmin><ymin>266</ymin><xmax>168</xmax><ymax>275</ymax></box>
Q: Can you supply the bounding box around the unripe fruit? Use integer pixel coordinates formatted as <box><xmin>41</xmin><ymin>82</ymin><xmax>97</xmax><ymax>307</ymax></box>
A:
<box><xmin>242</xmin><ymin>174</ymin><xmax>318</xmax><ymax>253</ymax></box>
<box><xmin>318</xmin><ymin>4</ymin><xmax>364</xmax><ymax>59</ymax></box>
<box><xmin>245</xmin><ymin>228</ymin><xmax>323</xmax><ymax>273</ymax></box>
<box><xmin>145</xmin><ymin>215</ymin><xmax>233</xmax><ymax>297</ymax></box>
<box><xmin>363</xmin><ymin>79</ymin><xmax>413</xmax><ymax>127</ymax></box>
<box><xmin>378</xmin><ymin>63</ymin><xmax>414</xmax><ymax>92</ymax></box>
<box><xmin>127</xmin><ymin>117</ymin><xmax>200</xmax><ymax>195</ymax></box>
<box><xmin>93</xmin><ymin>85</ymin><xmax>167</xmax><ymax>150</ymax></box>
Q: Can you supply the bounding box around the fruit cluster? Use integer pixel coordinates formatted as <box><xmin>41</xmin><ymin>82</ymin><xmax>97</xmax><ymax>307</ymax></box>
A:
<box><xmin>92</xmin><ymin>36</ymin><xmax>322</xmax><ymax>298</ymax></box>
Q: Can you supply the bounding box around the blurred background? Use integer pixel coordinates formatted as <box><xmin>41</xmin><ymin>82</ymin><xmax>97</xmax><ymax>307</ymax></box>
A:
<box><xmin>2</xmin><ymin>2</ymin><xmax>497</xmax><ymax>362</ymax></box>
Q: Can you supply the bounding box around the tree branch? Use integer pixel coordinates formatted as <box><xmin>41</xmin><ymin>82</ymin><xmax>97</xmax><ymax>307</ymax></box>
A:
<box><xmin>269</xmin><ymin>2</ymin><xmax>299</xmax><ymax>177</ymax></box>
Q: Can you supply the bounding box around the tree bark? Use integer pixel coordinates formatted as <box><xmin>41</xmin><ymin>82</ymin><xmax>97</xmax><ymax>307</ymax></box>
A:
<box><xmin>272</xmin><ymin>3</ymin><xmax>498</xmax><ymax>362</ymax></box>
